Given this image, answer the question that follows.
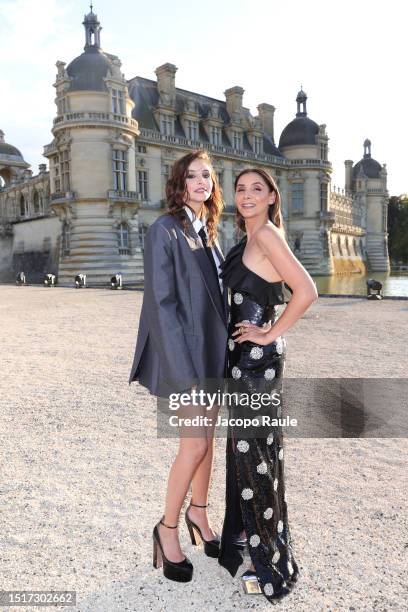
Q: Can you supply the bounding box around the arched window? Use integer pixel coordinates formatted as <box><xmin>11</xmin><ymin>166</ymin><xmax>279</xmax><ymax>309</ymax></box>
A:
<box><xmin>33</xmin><ymin>191</ymin><xmax>40</xmax><ymax>214</ymax></box>
<box><xmin>62</xmin><ymin>222</ymin><xmax>70</xmax><ymax>256</ymax></box>
<box><xmin>119</xmin><ymin>222</ymin><xmax>129</xmax><ymax>254</ymax></box>
<box><xmin>19</xmin><ymin>195</ymin><xmax>25</xmax><ymax>217</ymax></box>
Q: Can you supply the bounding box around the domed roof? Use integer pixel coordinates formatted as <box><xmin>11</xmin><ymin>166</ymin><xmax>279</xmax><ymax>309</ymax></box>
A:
<box><xmin>279</xmin><ymin>116</ymin><xmax>319</xmax><ymax>148</ymax></box>
<box><xmin>279</xmin><ymin>88</ymin><xmax>320</xmax><ymax>149</ymax></box>
<box><xmin>66</xmin><ymin>47</ymin><xmax>110</xmax><ymax>92</ymax></box>
<box><xmin>0</xmin><ymin>130</ymin><xmax>25</xmax><ymax>161</ymax></box>
<box><xmin>352</xmin><ymin>140</ymin><xmax>382</xmax><ymax>179</ymax></box>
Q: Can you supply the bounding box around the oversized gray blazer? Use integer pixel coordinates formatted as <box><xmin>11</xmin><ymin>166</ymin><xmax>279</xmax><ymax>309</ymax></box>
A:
<box><xmin>128</xmin><ymin>212</ymin><xmax>229</xmax><ymax>397</ymax></box>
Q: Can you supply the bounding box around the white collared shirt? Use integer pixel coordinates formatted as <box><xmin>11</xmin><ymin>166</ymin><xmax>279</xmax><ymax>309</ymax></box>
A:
<box><xmin>184</xmin><ymin>206</ymin><xmax>223</xmax><ymax>291</ymax></box>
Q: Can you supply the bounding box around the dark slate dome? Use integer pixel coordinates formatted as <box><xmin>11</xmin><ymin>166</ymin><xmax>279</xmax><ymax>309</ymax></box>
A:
<box><xmin>352</xmin><ymin>158</ymin><xmax>382</xmax><ymax>179</ymax></box>
<box><xmin>279</xmin><ymin>88</ymin><xmax>320</xmax><ymax>149</ymax></box>
<box><xmin>0</xmin><ymin>131</ymin><xmax>25</xmax><ymax>160</ymax></box>
<box><xmin>66</xmin><ymin>47</ymin><xmax>111</xmax><ymax>92</ymax></box>
<box><xmin>352</xmin><ymin>140</ymin><xmax>382</xmax><ymax>179</ymax></box>
<box><xmin>279</xmin><ymin>116</ymin><xmax>319</xmax><ymax>148</ymax></box>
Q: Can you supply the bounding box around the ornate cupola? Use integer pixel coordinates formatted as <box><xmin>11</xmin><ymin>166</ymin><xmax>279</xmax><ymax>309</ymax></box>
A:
<box><xmin>296</xmin><ymin>87</ymin><xmax>307</xmax><ymax>117</ymax></box>
<box><xmin>83</xmin><ymin>5</ymin><xmax>102</xmax><ymax>49</ymax></box>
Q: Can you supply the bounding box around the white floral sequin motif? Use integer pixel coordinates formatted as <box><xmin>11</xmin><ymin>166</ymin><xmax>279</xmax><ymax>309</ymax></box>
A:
<box><xmin>266</xmin><ymin>432</ymin><xmax>274</xmax><ymax>445</ymax></box>
<box><xmin>249</xmin><ymin>534</ymin><xmax>260</xmax><ymax>547</ymax></box>
<box><xmin>241</xmin><ymin>488</ymin><xmax>253</xmax><ymax>500</ymax></box>
<box><xmin>228</xmin><ymin>338</ymin><xmax>235</xmax><ymax>351</ymax></box>
<box><xmin>256</xmin><ymin>461</ymin><xmax>267</xmax><ymax>474</ymax></box>
<box><xmin>250</xmin><ymin>346</ymin><xmax>263</xmax><ymax>360</ymax></box>
<box><xmin>263</xmin><ymin>507</ymin><xmax>273</xmax><ymax>520</ymax></box>
<box><xmin>264</xmin><ymin>583</ymin><xmax>274</xmax><ymax>596</ymax></box>
<box><xmin>237</xmin><ymin>440</ymin><xmax>249</xmax><ymax>453</ymax></box>
<box><xmin>278</xmin><ymin>448</ymin><xmax>284</xmax><ymax>460</ymax></box>
<box><xmin>231</xmin><ymin>366</ymin><xmax>241</xmax><ymax>379</ymax></box>
<box><xmin>275</xmin><ymin>337</ymin><xmax>283</xmax><ymax>355</ymax></box>
<box><xmin>277</xmin><ymin>520</ymin><xmax>283</xmax><ymax>533</ymax></box>
<box><xmin>273</xmin><ymin>478</ymin><xmax>278</xmax><ymax>491</ymax></box>
<box><xmin>272</xmin><ymin>550</ymin><xmax>280</xmax><ymax>563</ymax></box>
<box><xmin>233</xmin><ymin>292</ymin><xmax>243</xmax><ymax>304</ymax></box>
<box><xmin>264</xmin><ymin>368</ymin><xmax>276</xmax><ymax>380</ymax></box>
<box><xmin>287</xmin><ymin>561</ymin><xmax>293</xmax><ymax>575</ymax></box>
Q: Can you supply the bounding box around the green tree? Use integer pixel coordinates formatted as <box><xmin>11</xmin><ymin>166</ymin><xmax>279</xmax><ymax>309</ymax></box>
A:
<box><xmin>388</xmin><ymin>195</ymin><xmax>408</xmax><ymax>264</ymax></box>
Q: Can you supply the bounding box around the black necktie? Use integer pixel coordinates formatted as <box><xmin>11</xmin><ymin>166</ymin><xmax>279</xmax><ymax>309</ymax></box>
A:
<box><xmin>198</xmin><ymin>227</ymin><xmax>220</xmax><ymax>289</ymax></box>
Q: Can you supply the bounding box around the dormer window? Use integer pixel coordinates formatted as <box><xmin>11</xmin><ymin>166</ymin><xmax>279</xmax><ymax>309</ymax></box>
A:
<box><xmin>211</xmin><ymin>126</ymin><xmax>221</xmax><ymax>146</ymax></box>
<box><xmin>232</xmin><ymin>131</ymin><xmax>242</xmax><ymax>149</ymax></box>
<box><xmin>160</xmin><ymin>114</ymin><xmax>174</xmax><ymax>136</ymax></box>
<box><xmin>187</xmin><ymin>120</ymin><xmax>198</xmax><ymax>140</ymax></box>
<box><xmin>253</xmin><ymin>135</ymin><xmax>262</xmax><ymax>155</ymax></box>
<box><xmin>112</xmin><ymin>89</ymin><xmax>125</xmax><ymax>114</ymax></box>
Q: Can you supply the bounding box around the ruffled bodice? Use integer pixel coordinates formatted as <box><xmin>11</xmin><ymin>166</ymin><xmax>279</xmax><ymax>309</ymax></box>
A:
<box><xmin>219</xmin><ymin>238</ymin><xmax>292</xmax><ymax>307</ymax></box>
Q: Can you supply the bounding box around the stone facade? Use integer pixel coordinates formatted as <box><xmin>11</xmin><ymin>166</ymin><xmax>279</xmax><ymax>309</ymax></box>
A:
<box><xmin>0</xmin><ymin>9</ymin><xmax>390</xmax><ymax>286</ymax></box>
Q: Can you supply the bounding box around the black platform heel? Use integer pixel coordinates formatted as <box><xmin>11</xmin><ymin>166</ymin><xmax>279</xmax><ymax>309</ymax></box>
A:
<box><xmin>185</xmin><ymin>502</ymin><xmax>220</xmax><ymax>558</ymax></box>
<box><xmin>153</xmin><ymin>517</ymin><xmax>193</xmax><ymax>582</ymax></box>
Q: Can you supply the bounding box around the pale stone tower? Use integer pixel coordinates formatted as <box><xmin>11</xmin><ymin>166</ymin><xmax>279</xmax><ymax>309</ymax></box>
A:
<box><xmin>43</xmin><ymin>8</ymin><xmax>143</xmax><ymax>286</ymax></box>
<box><xmin>279</xmin><ymin>89</ymin><xmax>333</xmax><ymax>274</ymax></box>
<box><xmin>350</xmin><ymin>139</ymin><xmax>390</xmax><ymax>272</ymax></box>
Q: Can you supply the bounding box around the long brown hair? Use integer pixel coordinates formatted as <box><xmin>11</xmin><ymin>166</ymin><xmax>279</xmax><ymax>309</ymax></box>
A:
<box><xmin>165</xmin><ymin>150</ymin><xmax>224</xmax><ymax>246</ymax></box>
<box><xmin>234</xmin><ymin>168</ymin><xmax>286</xmax><ymax>238</ymax></box>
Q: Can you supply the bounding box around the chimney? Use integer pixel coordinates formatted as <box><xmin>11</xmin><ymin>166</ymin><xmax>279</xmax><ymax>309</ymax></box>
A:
<box><xmin>344</xmin><ymin>160</ymin><xmax>353</xmax><ymax>191</ymax></box>
<box><xmin>224</xmin><ymin>86</ymin><xmax>244</xmax><ymax>121</ymax></box>
<box><xmin>155</xmin><ymin>63</ymin><xmax>177</xmax><ymax>106</ymax></box>
<box><xmin>39</xmin><ymin>164</ymin><xmax>47</xmax><ymax>174</ymax></box>
<box><xmin>257</xmin><ymin>103</ymin><xmax>276</xmax><ymax>141</ymax></box>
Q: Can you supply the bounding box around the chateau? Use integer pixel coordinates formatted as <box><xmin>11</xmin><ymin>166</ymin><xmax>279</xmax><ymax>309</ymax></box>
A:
<box><xmin>0</xmin><ymin>9</ymin><xmax>390</xmax><ymax>285</ymax></box>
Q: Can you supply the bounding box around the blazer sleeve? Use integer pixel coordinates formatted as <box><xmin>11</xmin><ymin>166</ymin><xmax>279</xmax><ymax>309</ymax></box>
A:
<box><xmin>143</xmin><ymin>222</ymin><xmax>198</xmax><ymax>391</ymax></box>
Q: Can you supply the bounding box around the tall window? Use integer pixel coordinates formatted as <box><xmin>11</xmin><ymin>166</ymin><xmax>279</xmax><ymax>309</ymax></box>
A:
<box><xmin>62</xmin><ymin>222</ymin><xmax>70</xmax><ymax>256</ymax></box>
<box><xmin>19</xmin><ymin>195</ymin><xmax>26</xmax><ymax>217</ymax></box>
<box><xmin>291</xmin><ymin>182</ymin><xmax>304</xmax><ymax>215</ymax></box>
<box><xmin>137</xmin><ymin>170</ymin><xmax>148</xmax><ymax>200</ymax></box>
<box><xmin>57</xmin><ymin>97</ymin><xmax>67</xmax><ymax>115</ymax></box>
<box><xmin>211</xmin><ymin>126</ymin><xmax>221</xmax><ymax>146</ymax></box>
<box><xmin>53</xmin><ymin>149</ymin><xmax>71</xmax><ymax>192</ymax></box>
<box><xmin>320</xmin><ymin>182</ymin><xmax>328</xmax><ymax>212</ymax></box>
<box><xmin>382</xmin><ymin>204</ymin><xmax>387</xmax><ymax>231</ymax></box>
<box><xmin>112</xmin><ymin>89</ymin><xmax>125</xmax><ymax>114</ymax></box>
<box><xmin>232</xmin><ymin>131</ymin><xmax>242</xmax><ymax>149</ymax></box>
<box><xmin>161</xmin><ymin>114</ymin><xmax>174</xmax><ymax>136</ymax></box>
<box><xmin>187</xmin><ymin>120</ymin><xmax>198</xmax><ymax>140</ymax></box>
<box><xmin>113</xmin><ymin>149</ymin><xmax>127</xmax><ymax>191</ymax></box>
<box><xmin>163</xmin><ymin>163</ymin><xmax>171</xmax><ymax>196</ymax></box>
<box><xmin>253</xmin><ymin>135</ymin><xmax>262</xmax><ymax>155</ymax></box>
<box><xmin>119</xmin><ymin>222</ymin><xmax>129</xmax><ymax>254</ymax></box>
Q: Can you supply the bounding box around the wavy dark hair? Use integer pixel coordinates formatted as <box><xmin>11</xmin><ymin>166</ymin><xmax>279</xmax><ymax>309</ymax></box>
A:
<box><xmin>234</xmin><ymin>168</ymin><xmax>286</xmax><ymax>238</ymax></box>
<box><xmin>165</xmin><ymin>150</ymin><xmax>224</xmax><ymax>246</ymax></box>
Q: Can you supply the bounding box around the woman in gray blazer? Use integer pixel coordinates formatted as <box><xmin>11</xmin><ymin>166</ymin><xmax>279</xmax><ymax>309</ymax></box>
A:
<box><xmin>129</xmin><ymin>150</ymin><xmax>228</xmax><ymax>582</ymax></box>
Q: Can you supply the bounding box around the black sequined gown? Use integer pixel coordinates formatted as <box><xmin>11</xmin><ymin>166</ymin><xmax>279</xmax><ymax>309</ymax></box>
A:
<box><xmin>218</xmin><ymin>238</ymin><xmax>299</xmax><ymax>603</ymax></box>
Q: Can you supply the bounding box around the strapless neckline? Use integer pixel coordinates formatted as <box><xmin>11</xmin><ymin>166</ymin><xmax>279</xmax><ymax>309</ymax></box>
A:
<box><xmin>219</xmin><ymin>237</ymin><xmax>292</xmax><ymax>306</ymax></box>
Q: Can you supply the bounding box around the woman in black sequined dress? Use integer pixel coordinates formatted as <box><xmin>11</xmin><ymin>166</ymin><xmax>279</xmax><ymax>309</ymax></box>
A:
<box><xmin>218</xmin><ymin>168</ymin><xmax>318</xmax><ymax>604</ymax></box>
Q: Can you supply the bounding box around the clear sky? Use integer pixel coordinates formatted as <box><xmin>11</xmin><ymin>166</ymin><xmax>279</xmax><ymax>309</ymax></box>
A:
<box><xmin>1</xmin><ymin>0</ymin><xmax>406</xmax><ymax>195</ymax></box>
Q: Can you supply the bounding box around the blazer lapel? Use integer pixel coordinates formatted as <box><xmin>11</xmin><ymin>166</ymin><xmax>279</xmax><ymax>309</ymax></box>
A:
<box><xmin>177</xmin><ymin>213</ymin><xmax>227</xmax><ymax>326</ymax></box>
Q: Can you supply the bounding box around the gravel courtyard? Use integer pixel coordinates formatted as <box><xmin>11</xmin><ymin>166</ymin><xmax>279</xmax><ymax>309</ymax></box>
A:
<box><xmin>1</xmin><ymin>285</ymin><xmax>407</xmax><ymax>612</ymax></box>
